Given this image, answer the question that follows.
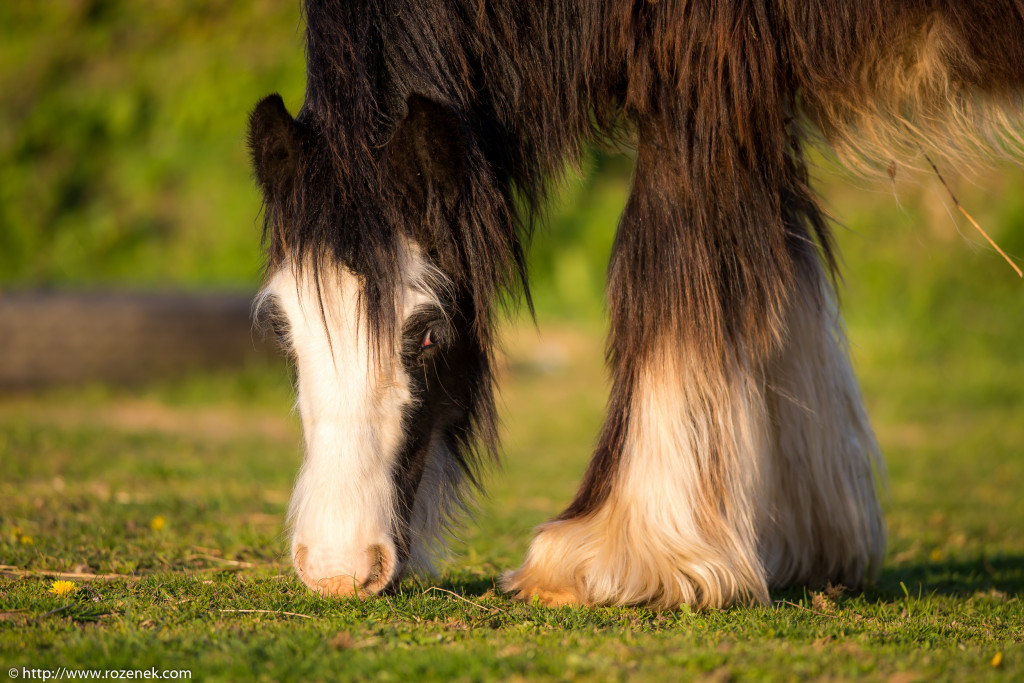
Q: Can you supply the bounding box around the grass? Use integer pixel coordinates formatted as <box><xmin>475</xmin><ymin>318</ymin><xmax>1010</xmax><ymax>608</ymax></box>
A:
<box><xmin>2</xmin><ymin>237</ymin><xmax>1023</xmax><ymax>681</ymax></box>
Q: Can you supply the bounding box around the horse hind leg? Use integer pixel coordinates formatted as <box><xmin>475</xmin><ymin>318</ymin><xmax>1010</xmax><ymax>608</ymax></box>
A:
<box><xmin>758</xmin><ymin>268</ymin><xmax>885</xmax><ymax>591</ymax></box>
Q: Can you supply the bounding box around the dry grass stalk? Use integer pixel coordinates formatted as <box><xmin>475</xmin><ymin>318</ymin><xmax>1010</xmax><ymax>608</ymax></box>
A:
<box><xmin>920</xmin><ymin>153</ymin><xmax>1023</xmax><ymax>277</ymax></box>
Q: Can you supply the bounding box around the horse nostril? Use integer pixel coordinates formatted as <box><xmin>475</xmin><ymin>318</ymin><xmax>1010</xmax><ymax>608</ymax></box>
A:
<box><xmin>292</xmin><ymin>542</ymin><xmax>395</xmax><ymax>597</ymax></box>
<box><xmin>293</xmin><ymin>543</ymin><xmax>309</xmax><ymax>577</ymax></box>
<box><xmin>364</xmin><ymin>543</ymin><xmax>387</xmax><ymax>587</ymax></box>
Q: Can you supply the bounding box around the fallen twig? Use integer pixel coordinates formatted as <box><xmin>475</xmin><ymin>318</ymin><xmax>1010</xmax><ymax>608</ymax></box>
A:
<box><xmin>188</xmin><ymin>553</ymin><xmax>256</xmax><ymax>569</ymax></box>
<box><xmin>0</xmin><ymin>565</ymin><xmax>133</xmax><ymax>582</ymax></box>
<box><xmin>217</xmin><ymin>608</ymin><xmax>315</xmax><ymax>620</ymax></box>
<box><xmin>775</xmin><ymin>599</ymin><xmax>838</xmax><ymax>619</ymax></box>
<box><xmin>422</xmin><ymin>586</ymin><xmax>507</xmax><ymax>615</ymax></box>
<box><xmin>35</xmin><ymin>605</ymin><xmax>73</xmax><ymax>621</ymax></box>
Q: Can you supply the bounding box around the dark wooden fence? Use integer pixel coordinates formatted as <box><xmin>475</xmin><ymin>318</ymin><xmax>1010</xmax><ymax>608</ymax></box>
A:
<box><xmin>0</xmin><ymin>291</ymin><xmax>280</xmax><ymax>389</ymax></box>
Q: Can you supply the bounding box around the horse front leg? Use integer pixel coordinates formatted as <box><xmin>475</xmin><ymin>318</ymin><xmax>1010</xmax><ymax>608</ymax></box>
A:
<box><xmin>503</xmin><ymin>125</ymin><xmax>885</xmax><ymax>610</ymax></box>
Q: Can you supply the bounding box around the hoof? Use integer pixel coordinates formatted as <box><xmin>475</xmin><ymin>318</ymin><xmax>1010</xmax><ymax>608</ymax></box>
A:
<box><xmin>501</xmin><ymin>515</ymin><xmax>769</xmax><ymax>610</ymax></box>
<box><xmin>501</xmin><ymin>568</ymin><xmax>585</xmax><ymax>607</ymax></box>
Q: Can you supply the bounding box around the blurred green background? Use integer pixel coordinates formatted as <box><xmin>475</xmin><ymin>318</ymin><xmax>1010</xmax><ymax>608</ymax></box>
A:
<box><xmin>0</xmin><ymin>1</ymin><xmax>304</xmax><ymax>289</ymax></box>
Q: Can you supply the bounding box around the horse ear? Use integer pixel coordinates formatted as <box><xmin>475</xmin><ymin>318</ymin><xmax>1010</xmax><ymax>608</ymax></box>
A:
<box><xmin>248</xmin><ymin>94</ymin><xmax>303</xmax><ymax>200</ymax></box>
<box><xmin>389</xmin><ymin>94</ymin><xmax>469</xmax><ymax>208</ymax></box>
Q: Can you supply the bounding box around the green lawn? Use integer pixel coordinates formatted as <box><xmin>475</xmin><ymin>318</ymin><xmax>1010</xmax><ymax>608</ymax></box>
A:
<box><xmin>2</xmin><ymin>223</ymin><xmax>1023</xmax><ymax>680</ymax></box>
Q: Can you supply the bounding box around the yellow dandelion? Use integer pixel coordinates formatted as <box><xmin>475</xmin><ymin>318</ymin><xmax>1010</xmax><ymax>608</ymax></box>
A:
<box><xmin>19</xmin><ymin>534</ymin><xmax>34</xmax><ymax>546</ymax></box>
<box><xmin>150</xmin><ymin>515</ymin><xmax>166</xmax><ymax>532</ymax></box>
<box><xmin>929</xmin><ymin>548</ymin><xmax>943</xmax><ymax>562</ymax></box>
<box><xmin>49</xmin><ymin>580</ymin><xmax>77</xmax><ymax>596</ymax></box>
<box><xmin>992</xmin><ymin>652</ymin><xmax>1003</xmax><ymax>668</ymax></box>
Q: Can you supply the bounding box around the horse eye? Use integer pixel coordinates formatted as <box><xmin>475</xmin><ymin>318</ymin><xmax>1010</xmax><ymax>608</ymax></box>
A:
<box><xmin>270</xmin><ymin>316</ymin><xmax>287</xmax><ymax>341</ymax></box>
<box><xmin>421</xmin><ymin>328</ymin><xmax>438</xmax><ymax>348</ymax></box>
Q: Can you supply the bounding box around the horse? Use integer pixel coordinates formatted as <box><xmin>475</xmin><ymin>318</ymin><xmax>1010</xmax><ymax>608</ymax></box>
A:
<box><xmin>248</xmin><ymin>0</ymin><xmax>1024</xmax><ymax>608</ymax></box>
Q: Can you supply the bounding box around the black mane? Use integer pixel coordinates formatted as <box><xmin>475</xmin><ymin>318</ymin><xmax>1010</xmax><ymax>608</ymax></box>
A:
<box><xmin>275</xmin><ymin>1</ymin><xmax>599</xmax><ymax>350</ymax></box>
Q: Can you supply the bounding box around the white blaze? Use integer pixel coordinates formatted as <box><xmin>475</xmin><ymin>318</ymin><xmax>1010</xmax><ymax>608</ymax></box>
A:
<box><xmin>261</xmin><ymin>245</ymin><xmax>444</xmax><ymax>595</ymax></box>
